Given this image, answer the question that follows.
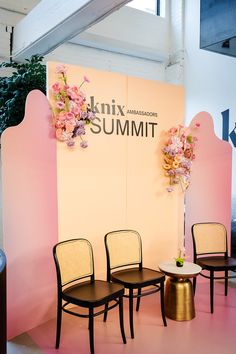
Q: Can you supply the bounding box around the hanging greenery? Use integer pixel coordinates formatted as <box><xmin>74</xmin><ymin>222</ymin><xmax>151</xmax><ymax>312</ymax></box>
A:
<box><xmin>0</xmin><ymin>55</ymin><xmax>46</xmax><ymax>136</ymax></box>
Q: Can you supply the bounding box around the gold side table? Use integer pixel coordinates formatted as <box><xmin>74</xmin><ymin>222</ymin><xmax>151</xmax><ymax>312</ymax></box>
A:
<box><xmin>158</xmin><ymin>261</ymin><xmax>202</xmax><ymax>321</ymax></box>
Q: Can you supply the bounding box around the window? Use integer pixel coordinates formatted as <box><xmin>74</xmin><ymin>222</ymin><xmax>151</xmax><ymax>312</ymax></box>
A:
<box><xmin>126</xmin><ymin>0</ymin><xmax>160</xmax><ymax>16</ymax></box>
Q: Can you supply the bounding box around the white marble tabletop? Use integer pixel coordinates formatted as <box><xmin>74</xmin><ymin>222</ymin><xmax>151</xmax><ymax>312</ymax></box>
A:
<box><xmin>158</xmin><ymin>260</ymin><xmax>202</xmax><ymax>279</ymax></box>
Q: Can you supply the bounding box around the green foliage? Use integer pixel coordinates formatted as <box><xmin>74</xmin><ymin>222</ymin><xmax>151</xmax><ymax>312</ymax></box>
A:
<box><xmin>0</xmin><ymin>55</ymin><xmax>46</xmax><ymax>135</ymax></box>
<box><xmin>175</xmin><ymin>257</ymin><xmax>185</xmax><ymax>267</ymax></box>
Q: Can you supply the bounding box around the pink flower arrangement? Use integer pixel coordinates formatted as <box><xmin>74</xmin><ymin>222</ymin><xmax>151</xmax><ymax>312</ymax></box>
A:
<box><xmin>51</xmin><ymin>65</ymin><xmax>96</xmax><ymax>148</ymax></box>
<box><xmin>162</xmin><ymin>123</ymin><xmax>200</xmax><ymax>192</ymax></box>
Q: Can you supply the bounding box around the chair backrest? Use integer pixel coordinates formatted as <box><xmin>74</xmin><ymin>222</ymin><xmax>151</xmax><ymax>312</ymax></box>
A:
<box><xmin>105</xmin><ymin>230</ymin><xmax>142</xmax><ymax>272</ymax></box>
<box><xmin>53</xmin><ymin>238</ymin><xmax>94</xmax><ymax>287</ymax></box>
<box><xmin>192</xmin><ymin>223</ymin><xmax>228</xmax><ymax>257</ymax></box>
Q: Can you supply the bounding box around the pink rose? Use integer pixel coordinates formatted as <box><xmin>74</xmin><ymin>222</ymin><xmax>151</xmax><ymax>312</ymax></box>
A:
<box><xmin>66</xmin><ymin>112</ymin><xmax>75</xmax><ymax>120</ymax></box>
<box><xmin>51</xmin><ymin>82</ymin><xmax>60</xmax><ymax>94</ymax></box>
<box><xmin>56</xmin><ymin>65</ymin><xmax>67</xmax><ymax>75</ymax></box>
<box><xmin>55</xmin><ymin>120</ymin><xmax>65</xmax><ymax>128</ymax></box>
<box><xmin>185</xmin><ymin>143</ymin><xmax>191</xmax><ymax>149</ymax></box>
<box><xmin>56</xmin><ymin>128</ymin><xmax>64</xmax><ymax>141</ymax></box>
<box><xmin>76</xmin><ymin>96</ymin><xmax>84</xmax><ymax>105</ymax></box>
<box><xmin>58</xmin><ymin>112</ymin><xmax>67</xmax><ymax>121</ymax></box>
<box><xmin>168</xmin><ymin>127</ymin><xmax>178</xmax><ymax>136</ymax></box>
<box><xmin>71</xmin><ymin>85</ymin><xmax>79</xmax><ymax>94</ymax></box>
<box><xmin>65</xmin><ymin>122</ymin><xmax>75</xmax><ymax>133</ymax></box>
<box><xmin>56</xmin><ymin>101</ymin><xmax>65</xmax><ymax>109</ymax></box>
<box><xmin>72</xmin><ymin>106</ymin><xmax>81</xmax><ymax>115</ymax></box>
<box><xmin>184</xmin><ymin>149</ymin><xmax>192</xmax><ymax>158</ymax></box>
<box><xmin>66</xmin><ymin>88</ymin><xmax>78</xmax><ymax>100</ymax></box>
<box><xmin>83</xmin><ymin>75</ymin><xmax>90</xmax><ymax>83</ymax></box>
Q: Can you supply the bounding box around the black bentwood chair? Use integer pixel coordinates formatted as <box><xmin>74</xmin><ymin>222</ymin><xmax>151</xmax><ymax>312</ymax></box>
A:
<box><xmin>104</xmin><ymin>230</ymin><xmax>167</xmax><ymax>339</ymax></box>
<box><xmin>192</xmin><ymin>222</ymin><xmax>236</xmax><ymax>313</ymax></box>
<box><xmin>53</xmin><ymin>238</ymin><xmax>126</xmax><ymax>354</ymax></box>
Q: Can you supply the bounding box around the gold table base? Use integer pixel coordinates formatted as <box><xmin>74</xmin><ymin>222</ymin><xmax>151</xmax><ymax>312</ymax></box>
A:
<box><xmin>165</xmin><ymin>277</ymin><xmax>195</xmax><ymax>321</ymax></box>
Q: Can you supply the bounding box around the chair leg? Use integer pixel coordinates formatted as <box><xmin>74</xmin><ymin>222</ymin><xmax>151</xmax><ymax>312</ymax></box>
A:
<box><xmin>89</xmin><ymin>308</ymin><xmax>94</xmax><ymax>354</ymax></box>
<box><xmin>55</xmin><ymin>297</ymin><xmax>62</xmax><ymax>349</ymax></box>
<box><xmin>129</xmin><ymin>289</ymin><xmax>134</xmax><ymax>339</ymax></box>
<box><xmin>136</xmin><ymin>289</ymin><xmax>141</xmax><ymax>312</ymax></box>
<box><xmin>118</xmin><ymin>297</ymin><xmax>126</xmax><ymax>344</ymax></box>
<box><xmin>160</xmin><ymin>282</ymin><xmax>167</xmax><ymax>327</ymax></box>
<box><xmin>210</xmin><ymin>270</ymin><xmax>214</xmax><ymax>314</ymax></box>
<box><xmin>225</xmin><ymin>270</ymin><xmax>228</xmax><ymax>296</ymax></box>
<box><xmin>103</xmin><ymin>303</ymin><xmax>108</xmax><ymax>322</ymax></box>
<box><xmin>193</xmin><ymin>277</ymin><xmax>196</xmax><ymax>295</ymax></box>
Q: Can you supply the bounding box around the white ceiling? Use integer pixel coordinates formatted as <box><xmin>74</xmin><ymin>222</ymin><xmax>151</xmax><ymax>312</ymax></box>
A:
<box><xmin>0</xmin><ymin>0</ymin><xmax>40</xmax><ymax>14</ymax></box>
<box><xmin>11</xmin><ymin>0</ymin><xmax>134</xmax><ymax>61</ymax></box>
<box><xmin>1</xmin><ymin>0</ymin><xmax>162</xmax><ymax>63</ymax></box>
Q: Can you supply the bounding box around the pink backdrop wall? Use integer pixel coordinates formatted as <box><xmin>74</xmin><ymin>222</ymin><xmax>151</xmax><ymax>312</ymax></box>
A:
<box><xmin>48</xmin><ymin>62</ymin><xmax>185</xmax><ymax>278</ymax></box>
<box><xmin>185</xmin><ymin>112</ymin><xmax>232</xmax><ymax>258</ymax></box>
<box><xmin>1</xmin><ymin>90</ymin><xmax>58</xmax><ymax>339</ymax></box>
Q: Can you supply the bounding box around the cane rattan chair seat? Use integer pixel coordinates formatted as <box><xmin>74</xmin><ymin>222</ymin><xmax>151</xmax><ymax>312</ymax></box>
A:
<box><xmin>196</xmin><ymin>256</ymin><xmax>236</xmax><ymax>270</ymax></box>
<box><xmin>111</xmin><ymin>267</ymin><xmax>165</xmax><ymax>288</ymax></box>
<box><xmin>63</xmin><ymin>279</ymin><xmax>125</xmax><ymax>307</ymax></box>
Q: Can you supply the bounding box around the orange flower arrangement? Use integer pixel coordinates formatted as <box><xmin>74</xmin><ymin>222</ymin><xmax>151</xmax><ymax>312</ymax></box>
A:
<box><xmin>162</xmin><ymin>123</ymin><xmax>200</xmax><ymax>192</ymax></box>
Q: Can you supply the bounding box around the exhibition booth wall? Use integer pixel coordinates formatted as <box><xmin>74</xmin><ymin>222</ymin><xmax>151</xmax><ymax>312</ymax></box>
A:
<box><xmin>1</xmin><ymin>62</ymin><xmax>232</xmax><ymax>339</ymax></box>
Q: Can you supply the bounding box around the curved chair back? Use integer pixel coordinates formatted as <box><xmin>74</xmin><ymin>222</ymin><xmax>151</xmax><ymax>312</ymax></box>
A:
<box><xmin>192</xmin><ymin>222</ymin><xmax>227</xmax><ymax>258</ymax></box>
<box><xmin>105</xmin><ymin>230</ymin><xmax>142</xmax><ymax>272</ymax></box>
<box><xmin>0</xmin><ymin>249</ymin><xmax>7</xmax><ymax>354</ymax></box>
<box><xmin>53</xmin><ymin>238</ymin><xmax>94</xmax><ymax>287</ymax></box>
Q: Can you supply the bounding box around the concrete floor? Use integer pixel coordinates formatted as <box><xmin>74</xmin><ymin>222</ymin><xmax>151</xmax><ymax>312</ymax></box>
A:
<box><xmin>7</xmin><ymin>333</ymin><xmax>43</xmax><ymax>354</ymax></box>
<box><xmin>7</xmin><ymin>280</ymin><xmax>236</xmax><ymax>354</ymax></box>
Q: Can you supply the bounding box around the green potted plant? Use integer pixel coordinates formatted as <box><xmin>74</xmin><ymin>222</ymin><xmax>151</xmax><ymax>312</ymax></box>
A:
<box><xmin>175</xmin><ymin>257</ymin><xmax>185</xmax><ymax>267</ymax></box>
<box><xmin>0</xmin><ymin>55</ymin><xmax>46</xmax><ymax>137</ymax></box>
<box><xmin>175</xmin><ymin>247</ymin><xmax>185</xmax><ymax>267</ymax></box>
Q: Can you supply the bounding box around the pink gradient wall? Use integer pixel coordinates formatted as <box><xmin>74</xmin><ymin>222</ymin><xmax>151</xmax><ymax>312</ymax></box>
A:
<box><xmin>1</xmin><ymin>90</ymin><xmax>58</xmax><ymax>339</ymax></box>
<box><xmin>185</xmin><ymin>112</ymin><xmax>232</xmax><ymax>258</ymax></box>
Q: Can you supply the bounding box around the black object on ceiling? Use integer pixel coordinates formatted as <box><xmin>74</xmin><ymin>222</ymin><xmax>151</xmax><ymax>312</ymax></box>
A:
<box><xmin>200</xmin><ymin>0</ymin><xmax>236</xmax><ymax>57</ymax></box>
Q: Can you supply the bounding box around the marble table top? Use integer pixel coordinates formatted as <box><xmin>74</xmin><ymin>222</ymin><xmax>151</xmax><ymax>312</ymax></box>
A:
<box><xmin>158</xmin><ymin>260</ymin><xmax>202</xmax><ymax>279</ymax></box>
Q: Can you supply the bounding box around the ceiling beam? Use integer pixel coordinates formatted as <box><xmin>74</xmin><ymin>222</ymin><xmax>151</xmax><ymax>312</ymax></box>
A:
<box><xmin>12</xmin><ymin>0</ymin><xmax>131</xmax><ymax>61</ymax></box>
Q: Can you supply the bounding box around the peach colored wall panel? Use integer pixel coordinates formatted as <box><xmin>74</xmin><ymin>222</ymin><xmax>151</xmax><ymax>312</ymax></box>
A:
<box><xmin>48</xmin><ymin>62</ymin><xmax>185</xmax><ymax>276</ymax></box>
<box><xmin>185</xmin><ymin>112</ymin><xmax>232</xmax><ymax>258</ymax></box>
<box><xmin>48</xmin><ymin>63</ymin><xmax>128</xmax><ymax>278</ymax></box>
<box><xmin>126</xmin><ymin>77</ymin><xmax>185</xmax><ymax>266</ymax></box>
<box><xmin>1</xmin><ymin>90</ymin><xmax>58</xmax><ymax>338</ymax></box>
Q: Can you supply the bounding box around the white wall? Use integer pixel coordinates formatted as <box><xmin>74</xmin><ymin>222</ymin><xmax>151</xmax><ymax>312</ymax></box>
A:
<box><xmin>184</xmin><ymin>0</ymin><xmax>236</xmax><ymax>251</ymax></box>
<box><xmin>0</xmin><ymin>8</ymin><xmax>24</xmax><ymax>61</ymax></box>
<box><xmin>45</xmin><ymin>5</ymin><xmax>169</xmax><ymax>81</ymax></box>
<box><xmin>70</xmin><ymin>6</ymin><xmax>169</xmax><ymax>61</ymax></box>
<box><xmin>184</xmin><ymin>0</ymin><xmax>236</xmax><ymax>187</ymax></box>
<box><xmin>45</xmin><ymin>42</ymin><xmax>166</xmax><ymax>82</ymax></box>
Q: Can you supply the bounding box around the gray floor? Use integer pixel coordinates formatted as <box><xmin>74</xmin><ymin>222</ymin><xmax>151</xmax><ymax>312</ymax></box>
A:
<box><xmin>7</xmin><ymin>333</ymin><xmax>43</xmax><ymax>354</ymax></box>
